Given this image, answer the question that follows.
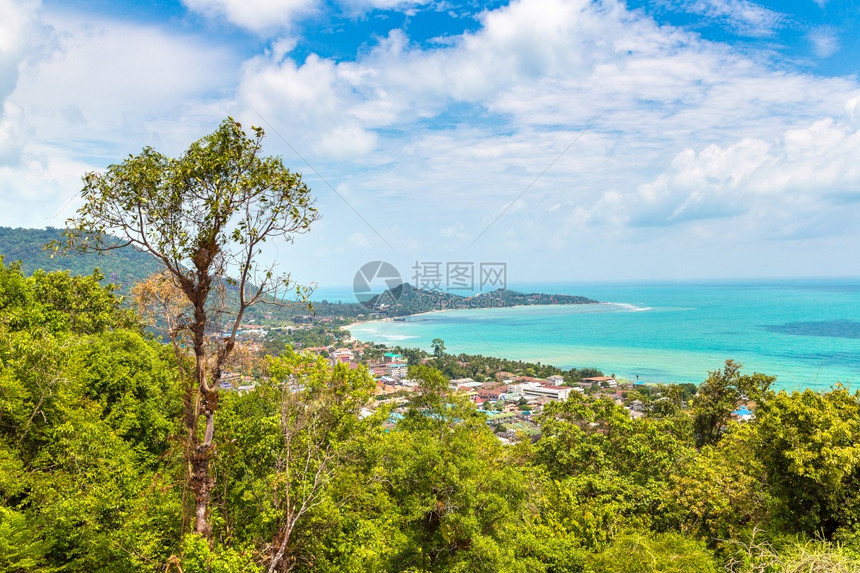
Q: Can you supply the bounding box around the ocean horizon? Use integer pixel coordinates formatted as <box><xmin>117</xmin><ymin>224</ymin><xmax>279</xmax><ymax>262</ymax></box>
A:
<box><xmin>343</xmin><ymin>278</ymin><xmax>860</xmax><ymax>391</ymax></box>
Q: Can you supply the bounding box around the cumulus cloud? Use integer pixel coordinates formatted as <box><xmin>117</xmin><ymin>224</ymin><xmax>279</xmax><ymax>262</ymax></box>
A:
<box><xmin>0</xmin><ymin>0</ymin><xmax>49</xmax><ymax>166</ymax></box>
<box><xmin>1</xmin><ymin>9</ymin><xmax>239</xmax><ymax>227</ymax></box>
<box><xmin>609</xmin><ymin>113</ymin><xmax>860</xmax><ymax>234</ymax></box>
<box><xmin>236</xmin><ymin>0</ymin><xmax>857</xmax><ymax>234</ymax></box>
<box><xmin>3</xmin><ymin>0</ymin><xmax>860</xmax><ymax>279</ymax></box>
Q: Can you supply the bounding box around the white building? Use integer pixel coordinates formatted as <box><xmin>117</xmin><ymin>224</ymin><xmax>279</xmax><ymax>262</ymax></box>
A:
<box><xmin>509</xmin><ymin>382</ymin><xmax>572</xmax><ymax>402</ymax></box>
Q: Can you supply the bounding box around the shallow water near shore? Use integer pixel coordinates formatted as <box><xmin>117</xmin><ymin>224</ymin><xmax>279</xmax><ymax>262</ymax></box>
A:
<box><xmin>345</xmin><ymin>279</ymin><xmax>860</xmax><ymax>390</ymax></box>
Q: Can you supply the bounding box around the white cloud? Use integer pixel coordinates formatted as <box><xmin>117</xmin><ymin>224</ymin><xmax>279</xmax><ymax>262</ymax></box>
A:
<box><xmin>0</xmin><ymin>0</ymin><xmax>49</xmax><ymax>166</ymax></box>
<box><xmin>182</xmin><ymin>0</ymin><xmax>317</xmax><ymax>34</ymax></box>
<box><xmin>612</xmin><ymin>113</ymin><xmax>860</xmax><ymax>233</ymax></box>
<box><xmin>0</xmin><ymin>0</ymin><xmax>46</xmax><ymax>98</ymax></box>
<box><xmin>809</xmin><ymin>28</ymin><xmax>839</xmax><ymax>58</ymax></box>
<box><xmin>348</xmin><ymin>231</ymin><xmax>371</xmax><ymax>247</ymax></box>
<box><xmin>338</xmin><ymin>0</ymin><xmax>431</xmax><ymax>16</ymax></box>
<box><xmin>660</xmin><ymin>0</ymin><xmax>784</xmax><ymax>37</ymax></box>
<box><xmin>1</xmin><ymin>9</ymin><xmax>240</xmax><ymax>227</ymax></box>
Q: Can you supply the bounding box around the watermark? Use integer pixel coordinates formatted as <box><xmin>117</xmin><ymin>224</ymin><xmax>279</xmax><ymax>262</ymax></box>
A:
<box><xmin>413</xmin><ymin>261</ymin><xmax>506</xmax><ymax>292</ymax></box>
<box><xmin>353</xmin><ymin>261</ymin><xmax>403</xmax><ymax>309</ymax></box>
<box><xmin>353</xmin><ymin>260</ymin><xmax>507</xmax><ymax>312</ymax></box>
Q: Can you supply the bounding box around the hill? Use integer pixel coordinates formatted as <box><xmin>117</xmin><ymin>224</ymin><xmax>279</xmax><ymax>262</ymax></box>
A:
<box><xmin>0</xmin><ymin>226</ymin><xmax>161</xmax><ymax>293</ymax></box>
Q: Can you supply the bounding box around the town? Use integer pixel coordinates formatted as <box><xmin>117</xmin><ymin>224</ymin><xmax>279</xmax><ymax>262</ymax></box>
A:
<box><xmin>222</xmin><ymin>322</ymin><xmax>757</xmax><ymax>445</ymax></box>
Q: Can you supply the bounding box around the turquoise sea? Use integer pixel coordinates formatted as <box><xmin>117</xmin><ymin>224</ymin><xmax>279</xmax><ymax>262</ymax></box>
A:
<box><xmin>344</xmin><ymin>279</ymin><xmax>860</xmax><ymax>391</ymax></box>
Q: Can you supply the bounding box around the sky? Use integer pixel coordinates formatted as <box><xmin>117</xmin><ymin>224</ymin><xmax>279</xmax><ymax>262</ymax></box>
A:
<box><xmin>1</xmin><ymin>0</ymin><xmax>859</xmax><ymax>291</ymax></box>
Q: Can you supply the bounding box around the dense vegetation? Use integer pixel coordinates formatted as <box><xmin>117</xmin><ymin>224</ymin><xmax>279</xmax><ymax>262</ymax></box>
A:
<box><xmin>2</xmin><ymin>261</ymin><xmax>860</xmax><ymax>572</ymax></box>
<box><xmin>0</xmin><ymin>227</ymin><xmax>161</xmax><ymax>293</ymax></box>
<box><xmin>383</xmin><ymin>343</ymin><xmax>606</xmax><ymax>383</ymax></box>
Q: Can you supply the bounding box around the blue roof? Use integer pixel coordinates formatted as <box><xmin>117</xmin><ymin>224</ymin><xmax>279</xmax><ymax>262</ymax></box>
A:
<box><xmin>733</xmin><ymin>406</ymin><xmax>753</xmax><ymax>416</ymax></box>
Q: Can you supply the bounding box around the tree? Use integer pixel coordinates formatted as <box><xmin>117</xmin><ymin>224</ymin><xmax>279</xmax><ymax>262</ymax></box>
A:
<box><xmin>0</xmin><ymin>262</ymin><xmax>184</xmax><ymax>571</ymax></box>
<box><xmin>215</xmin><ymin>348</ymin><xmax>375</xmax><ymax>572</ymax></box>
<box><xmin>755</xmin><ymin>387</ymin><xmax>860</xmax><ymax>537</ymax></box>
<box><xmin>431</xmin><ymin>338</ymin><xmax>446</xmax><ymax>359</ymax></box>
<box><xmin>692</xmin><ymin>359</ymin><xmax>775</xmax><ymax>448</ymax></box>
<box><xmin>57</xmin><ymin>118</ymin><xmax>319</xmax><ymax>538</ymax></box>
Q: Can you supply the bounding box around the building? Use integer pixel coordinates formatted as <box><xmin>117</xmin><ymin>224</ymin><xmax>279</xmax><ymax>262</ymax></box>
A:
<box><xmin>477</xmin><ymin>384</ymin><xmax>508</xmax><ymax>401</ymax></box>
<box><xmin>580</xmin><ymin>376</ymin><xmax>617</xmax><ymax>387</ymax></box>
<box><xmin>383</xmin><ymin>352</ymin><xmax>403</xmax><ymax>363</ymax></box>
<box><xmin>332</xmin><ymin>348</ymin><xmax>354</xmax><ymax>363</ymax></box>
<box><xmin>510</xmin><ymin>382</ymin><xmax>572</xmax><ymax>402</ymax></box>
<box><xmin>449</xmin><ymin>377</ymin><xmax>477</xmax><ymax>388</ymax></box>
<box><xmin>387</xmin><ymin>363</ymin><xmax>408</xmax><ymax>378</ymax></box>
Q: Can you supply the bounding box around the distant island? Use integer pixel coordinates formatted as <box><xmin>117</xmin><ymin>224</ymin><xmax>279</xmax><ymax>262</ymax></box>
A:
<box><xmin>352</xmin><ymin>282</ymin><xmax>599</xmax><ymax>319</ymax></box>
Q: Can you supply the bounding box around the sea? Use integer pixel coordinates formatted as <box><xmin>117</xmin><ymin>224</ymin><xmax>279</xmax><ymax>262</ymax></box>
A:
<box><xmin>315</xmin><ymin>279</ymin><xmax>860</xmax><ymax>392</ymax></box>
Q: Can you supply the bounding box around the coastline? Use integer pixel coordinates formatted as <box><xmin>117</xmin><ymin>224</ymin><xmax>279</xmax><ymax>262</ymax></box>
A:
<box><xmin>339</xmin><ymin>301</ymin><xmax>602</xmax><ymax>340</ymax></box>
<box><xmin>340</xmin><ymin>282</ymin><xmax>860</xmax><ymax>390</ymax></box>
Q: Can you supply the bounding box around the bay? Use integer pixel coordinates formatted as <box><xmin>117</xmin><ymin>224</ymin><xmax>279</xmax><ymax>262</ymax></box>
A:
<box><xmin>346</xmin><ymin>279</ymin><xmax>860</xmax><ymax>391</ymax></box>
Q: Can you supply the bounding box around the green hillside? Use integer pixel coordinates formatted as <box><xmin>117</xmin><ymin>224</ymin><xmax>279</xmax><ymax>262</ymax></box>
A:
<box><xmin>0</xmin><ymin>227</ymin><xmax>161</xmax><ymax>293</ymax></box>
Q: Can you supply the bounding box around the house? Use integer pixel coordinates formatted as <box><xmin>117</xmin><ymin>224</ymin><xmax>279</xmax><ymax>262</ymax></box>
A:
<box><xmin>332</xmin><ymin>348</ymin><xmax>354</xmax><ymax>363</ymax></box>
<box><xmin>449</xmin><ymin>377</ymin><xmax>478</xmax><ymax>390</ymax></box>
<box><xmin>387</xmin><ymin>363</ymin><xmax>408</xmax><ymax>378</ymax></box>
<box><xmin>547</xmin><ymin>375</ymin><xmax>565</xmax><ymax>385</ymax></box>
<box><xmin>477</xmin><ymin>384</ymin><xmax>508</xmax><ymax>401</ymax></box>
<box><xmin>383</xmin><ymin>352</ymin><xmax>403</xmax><ymax>363</ymax></box>
<box><xmin>580</xmin><ymin>376</ymin><xmax>617</xmax><ymax>387</ymax></box>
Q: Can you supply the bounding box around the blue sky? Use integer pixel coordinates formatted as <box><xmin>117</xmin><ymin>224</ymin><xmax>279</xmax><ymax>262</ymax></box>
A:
<box><xmin>1</xmin><ymin>0</ymin><xmax>859</xmax><ymax>290</ymax></box>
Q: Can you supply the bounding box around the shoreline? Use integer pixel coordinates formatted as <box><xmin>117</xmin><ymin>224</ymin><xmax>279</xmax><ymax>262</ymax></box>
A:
<box><xmin>340</xmin><ymin>301</ymin><xmax>604</xmax><ymax>334</ymax></box>
<box><xmin>338</xmin><ymin>299</ymin><xmax>860</xmax><ymax>390</ymax></box>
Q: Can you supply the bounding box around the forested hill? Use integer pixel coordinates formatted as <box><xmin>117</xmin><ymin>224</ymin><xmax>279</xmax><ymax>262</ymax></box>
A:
<box><xmin>0</xmin><ymin>226</ymin><xmax>160</xmax><ymax>292</ymax></box>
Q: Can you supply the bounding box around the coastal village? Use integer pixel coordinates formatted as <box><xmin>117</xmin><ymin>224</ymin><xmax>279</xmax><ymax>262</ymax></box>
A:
<box><xmin>295</xmin><ymin>344</ymin><xmax>635</xmax><ymax>442</ymax></box>
<box><xmin>224</xmin><ymin>323</ymin><xmax>758</xmax><ymax>443</ymax></box>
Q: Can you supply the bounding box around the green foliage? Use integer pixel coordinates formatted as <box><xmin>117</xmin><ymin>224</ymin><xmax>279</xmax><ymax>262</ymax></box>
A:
<box><xmin>0</xmin><ymin>507</ymin><xmax>51</xmax><ymax>573</ymax></box>
<box><xmin>535</xmin><ymin>397</ymin><xmax>695</xmax><ymax>548</ymax></box>
<box><xmin>667</xmin><ymin>423</ymin><xmax>770</xmax><ymax>543</ymax></box>
<box><xmin>0</xmin><ymin>227</ymin><xmax>160</xmax><ymax>294</ymax></box>
<box><xmin>397</xmin><ymin>345</ymin><xmax>603</xmax><ymax>384</ymax></box>
<box><xmin>366</xmin><ymin>401</ymin><xmax>532</xmax><ymax>571</ymax></box>
<box><xmin>3</xmin><ymin>260</ymin><xmax>859</xmax><ymax>573</ymax></box>
<box><xmin>431</xmin><ymin>337</ymin><xmax>446</xmax><ymax>358</ymax></box>
<box><xmin>215</xmin><ymin>348</ymin><xmax>376</xmax><ymax>569</ymax></box>
<box><xmin>587</xmin><ymin>531</ymin><xmax>719</xmax><ymax>572</ymax></box>
<box><xmin>179</xmin><ymin>534</ymin><xmax>261</xmax><ymax>573</ymax></box>
<box><xmin>692</xmin><ymin>359</ymin><xmax>775</xmax><ymax>448</ymax></box>
<box><xmin>755</xmin><ymin>387</ymin><xmax>860</xmax><ymax>537</ymax></box>
<box><xmin>0</xmin><ymin>262</ymin><xmax>183</xmax><ymax>572</ymax></box>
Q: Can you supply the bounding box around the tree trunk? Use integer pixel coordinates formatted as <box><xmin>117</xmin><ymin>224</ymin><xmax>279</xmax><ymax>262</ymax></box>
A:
<box><xmin>189</xmin><ymin>296</ymin><xmax>217</xmax><ymax>539</ymax></box>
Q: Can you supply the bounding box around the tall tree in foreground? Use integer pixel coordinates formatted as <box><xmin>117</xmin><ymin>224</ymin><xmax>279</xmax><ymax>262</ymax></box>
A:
<box><xmin>57</xmin><ymin>118</ymin><xmax>319</xmax><ymax>538</ymax></box>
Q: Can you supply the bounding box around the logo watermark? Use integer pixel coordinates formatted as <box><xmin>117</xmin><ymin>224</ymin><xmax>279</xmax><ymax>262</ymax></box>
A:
<box><xmin>353</xmin><ymin>261</ymin><xmax>403</xmax><ymax>309</ymax></box>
